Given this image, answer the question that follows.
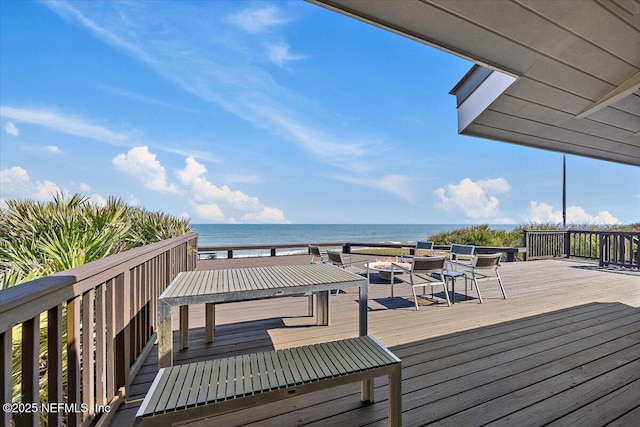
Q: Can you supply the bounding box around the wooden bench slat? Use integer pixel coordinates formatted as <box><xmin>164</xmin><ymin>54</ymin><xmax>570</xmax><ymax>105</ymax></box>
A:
<box><xmin>300</xmin><ymin>345</ymin><xmax>330</xmax><ymax>380</ymax></box>
<box><xmin>276</xmin><ymin>350</ymin><xmax>296</xmax><ymax>387</ymax></box>
<box><xmin>249</xmin><ymin>353</ymin><xmax>261</xmax><ymax>395</ymax></box>
<box><xmin>205</xmin><ymin>359</ymin><xmax>222</xmax><ymax>404</ymax></box>
<box><xmin>176</xmin><ymin>362</ymin><xmax>198</xmax><ymax>409</ymax></box>
<box><xmin>153</xmin><ymin>365</ymin><xmax>183</xmax><ymax>413</ymax></box>
<box><xmin>215</xmin><ymin>358</ymin><xmax>229</xmax><ymax>401</ymax></box>
<box><xmin>186</xmin><ymin>362</ymin><xmax>208</xmax><ymax>407</ymax></box>
<box><xmin>139</xmin><ymin>368</ymin><xmax>171</xmax><ymax>416</ymax></box>
<box><xmin>256</xmin><ymin>351</ymin><xmax>270</xmax><ymax>391</ymax></box>
<box><xmin>196</xmin><ymin>360</ymin><xmax>213</xmax><ymax>404</ymax></box>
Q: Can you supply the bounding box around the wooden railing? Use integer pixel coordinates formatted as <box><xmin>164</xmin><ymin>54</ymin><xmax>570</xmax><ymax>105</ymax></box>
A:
<box><xmin>600</xmin><ymin>232</ymin><xmax>640</xmax><ymax>269</ymax></box>
<box><xmin>200</xmin><ymin>241</ymin><xmax>526</xmax><ymax>262</ymax></box>
<box><xmin>523</xmin><ymin>231</ymin><xmax>567</xmax><ymax>260</ymax></box>
<box><xmin>0</xmin><ymin>233</ymin><xmax>197</xmax><ymax>427</ymax></box>
<box><xmin>198</xmin><ymin>242</ymin><xmax>345</xmax><ymax>259</ymax></box>
<box><xmin>524</xmin><ymin>230</ymin><xmax>639</xmax><ymax>269</ymax></box>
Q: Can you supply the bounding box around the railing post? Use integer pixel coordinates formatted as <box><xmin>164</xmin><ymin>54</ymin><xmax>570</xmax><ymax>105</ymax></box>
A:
<box><xmin>1</xmin><ymin>329</ymin><xmax>12</xmax><ymax>427</ymax></box>
<box><xmin>523</xmin><ymin>230</ymin><xmax>529</xmax><ymax>261</ymax></box>
<box><xmin>564</xmin><ymin>230</ymin><xmax>571</xmax><ymax>258</ymax></box>
<box><xmin>600</xmin><ymin>233</ymin><xmax>608</xmax><ymax>267</ymax></box>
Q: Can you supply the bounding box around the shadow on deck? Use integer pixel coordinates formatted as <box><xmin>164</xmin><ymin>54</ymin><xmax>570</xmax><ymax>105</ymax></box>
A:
<box><xmin>113</xmin><ymin>256</ymin><xmax>640</xmax><ymax>426</ymax></box>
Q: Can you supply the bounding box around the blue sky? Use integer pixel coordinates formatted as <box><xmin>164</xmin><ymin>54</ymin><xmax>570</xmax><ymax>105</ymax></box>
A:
<box><xmin>1</xmin><ymin>1</ymin><xmax>638</xmax><ymax>225</ymax></box>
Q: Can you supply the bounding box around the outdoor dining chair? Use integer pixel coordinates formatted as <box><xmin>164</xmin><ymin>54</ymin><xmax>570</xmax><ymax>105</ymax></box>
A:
<box><xmin>309</xmin><ymin>245</ymin><xmax>327</xmax><ymax>264</ymax></box>
<box><xmin>448</xmin><ymin>244</ymin><xmax>475</xmax><ymax>265</ymax></box>
<box><xmin>392</xmin><ymin>256</ymin><xmax>450</xmax><ymax>309</ymax></box>
<box><xmin>326</xmin><ymin>250</ymin><xmax>363</xmax><ymax>273</ymax></box>
<box><xmin>449</xmin><ymin>253</ymin><xmax>506</xmax><ymax>303</ymax></box>
<box><xmin>326</xmin><ymin>250</ymin><xmax>365</xmax><ymax>294</ymax></box>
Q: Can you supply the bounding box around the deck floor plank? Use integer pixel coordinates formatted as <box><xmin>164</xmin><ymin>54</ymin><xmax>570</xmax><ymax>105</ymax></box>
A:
<box><xmin>112</xmin><ymin>255</ymin><xmax>640</xmax><ymax>426</ymax></box>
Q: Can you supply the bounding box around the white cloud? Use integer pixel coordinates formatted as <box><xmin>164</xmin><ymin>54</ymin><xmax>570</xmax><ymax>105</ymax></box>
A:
<box><xmin>526</xmin><ymin>201</ymin><xmax>621</xmax><ymax>225</ymax></box>
<box><xmin>4</xmin><ymin>121</ymin><xmax>19</xmax><ymax>136</ymax></box>
<box><xmin>241</xmin><ymin>207</ymin><xmax>288</xmax><ymax>223</ymax></box>
<box><xmin>44</xmin><ymin>145</ymin><xmax>62</xmax><ymax>154</ymax></box>
<box><xmin>0</xmin><ymin>106</ymin><xmax>129</xmax><ymax>145</ymax></box>
<box><xmin>176</xmin><ymin>156</ymin><xmax>288</xmax><ymax>223</ymax></box>
<box><xmin>128</xmin><ymin>193</ymin><xmax>140</xmax><ymax>206</ymax></box>
<box><xmin>435</xmin><ymin>177</ymin><xmax>511</xmax><ymax>220</ymax></box>
<box><xmin>112</xmin><ymin>146</ymin><xmax>180</xmax><ymax>193</ymax></box>
<box><xmin>226</xmin><ymin>5</ymin><xmax>288</xmax><ymax>33</ymax></box>
<box><xmin>0</xmin><ymin>166</ymin><xmax>61</xmax><ymax>207</ymax></box>
<box><xmin>89</xmin><ymin>194</ymin><xmax>107</xmax><ymax>206</ymax></box>
<box><xmin>78</xmin><ymin>182</ymin><xmax>91</xmax><ymax>192</ymax></box>
<box><xmin>265</xmin><ymin>42</ymin><xmax>306</xmax><ymax>67</ymax></box>
<box><xmin>191</xmin><ymin>202</ymin><xmax>225</xmax><ymax>222</ymax></box>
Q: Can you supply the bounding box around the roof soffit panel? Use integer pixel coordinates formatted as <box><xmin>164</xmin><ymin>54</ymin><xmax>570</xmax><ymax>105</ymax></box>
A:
<box><xmin>489</xmin><ymin>95</ymin><xmax>638</xmax><ymax>140</ymax></box>
<box><xmin>474</xmin><ymin>109</ymin><xmax>638</xmax><ymax>155</ymax></box>
<box><xmin>597</xmin><ymin>0</ymin><xmax>640</xmax><ymax>30</ymax></box>
<box><xmin>519</xmin><ymin>0</ymin><xmax>640</xmax><ymax>65</ymax></box>
<box><xmin>464</xmin><ymin>124</ymin><xmax>638</xmax><ymax>164</ymax></box>
<box><xmin>524</xmin><ymin>58</ymin><xmax>615</xmax><ymax>100</ymax></box>
<box><xmin>503</xmin><ymin>78</ymin><xmax>593</xmax><ymax>114</ymax></box>
<box><xmin>612</xmin><ymin>93</ymin><xmax>640</xmax><ymax>116</ymax></box>
<box><xmin>429</xmin><ymin>0</ymin><xmax>639</xmax><ymax>84</ymax></box>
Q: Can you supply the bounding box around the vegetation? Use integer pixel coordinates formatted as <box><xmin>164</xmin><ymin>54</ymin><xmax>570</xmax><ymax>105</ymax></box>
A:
<box><xmin>0</xmin><ymin>193</ymin><xmax>191</xmax><ymax>289</ymax></box>
<box><xmin>429</xmin><ymin>223</ymin><xmax>639</xmax><ymax>248</ymax></box>
<box><xmin>0</xmin><ymin>194</ymin><xmax>191</xmax><ymax>424</ymax></box>
<box><xmin>355</xmin><ymin>222</ymin><xmax>639</xmax><ymax>258</ymax></box>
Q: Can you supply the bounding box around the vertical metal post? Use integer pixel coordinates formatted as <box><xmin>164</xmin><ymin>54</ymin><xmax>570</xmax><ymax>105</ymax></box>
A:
<box><xmin>562</xmin><ymin>154</ymin><xmax>567</xmax><ymax>229</ymax></box>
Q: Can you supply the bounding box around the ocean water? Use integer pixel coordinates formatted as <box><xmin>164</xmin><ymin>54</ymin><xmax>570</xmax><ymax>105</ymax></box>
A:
<box><xmin>191</xmin><ymin>224</ymin><xmax>515</xmax><ymax>258</ymax></box>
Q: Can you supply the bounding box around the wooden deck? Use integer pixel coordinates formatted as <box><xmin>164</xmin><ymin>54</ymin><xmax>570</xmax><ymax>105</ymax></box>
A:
<box><xmin>113</xmin><ymin>255</ymin><xmax>640</xmax><ymax>426</ymax></box>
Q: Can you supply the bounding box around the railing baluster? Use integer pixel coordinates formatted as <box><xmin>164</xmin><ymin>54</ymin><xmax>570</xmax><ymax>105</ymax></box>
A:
<box><xmin>95</xmin><ymin>284</ymin><xmax>106</xmax><ymax>407</ymax></box>
<box><xmin>105</xmin><ymin>278</ymin><xmax>115</xmax><ymax>399</ymax></box>
<box><xmin>1</xmin><ymin>329</ymin><xmax>12</xmax><ymax>427</ymax></box>
<box><xmin>48</xmin><ymin>305</ymin><xmax>63</xmax><ymax>427</ymax></box>
<box><xmin>67</xmin><ymin>296</ymin><xmax>81</xmax><ymax>427</ymax></box>
<box><xmin>82</xmin><ymin>290</ymin><xmax>95</xmax><ymax>421</ymax></box>
<box><xmin>19</xmin><ymin>317</ymin><xmax>39</xmax><ymax>427</ymax></box>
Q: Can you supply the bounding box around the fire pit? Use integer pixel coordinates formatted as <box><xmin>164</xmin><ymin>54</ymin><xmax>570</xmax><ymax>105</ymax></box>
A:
<box><xmin>365</xmin><ymin>260</ymin><xmax>411</xmax><ymax>281</ymax></box>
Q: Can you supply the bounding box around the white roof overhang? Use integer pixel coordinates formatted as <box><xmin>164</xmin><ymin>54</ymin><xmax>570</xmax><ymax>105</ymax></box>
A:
<box><xmin>308</xmin><ymin>0</ymin><xmax>640</xmax><ymax>167</ymax></box>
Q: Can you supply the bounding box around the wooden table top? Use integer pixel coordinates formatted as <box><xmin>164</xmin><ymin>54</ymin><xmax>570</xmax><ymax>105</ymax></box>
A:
<box><xmin>160</xmin><ymin>263</ymin><xmax>366</xmax><ymax>303</ymax></box>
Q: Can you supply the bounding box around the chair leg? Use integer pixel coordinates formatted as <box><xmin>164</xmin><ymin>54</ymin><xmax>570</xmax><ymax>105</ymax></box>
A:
<box><xmin>497</xmin><ymin>271</ymin><xmax>507</xmax><ymax>299</ymax></box>
<box><xmin>411</xmin><ymin>286</ymin><xmax>420</xmax><ymax>310</ymax></box>
<box><xmin>474</xmin><ymin>277</ymin><xmax>483</xmax><ymax>303</ymax></box>
<box><xmin>442</xmin><ymin>283</ymin><xmax>451</xmax><ymax>306</ymax></box>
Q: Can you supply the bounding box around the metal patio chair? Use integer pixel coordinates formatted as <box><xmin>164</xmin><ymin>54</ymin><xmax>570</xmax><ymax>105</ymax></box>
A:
<box><xmin>392</xmin><ymin>256</ymin><xmax>450</xmax><ymax>309</ymax></box>
<box><xmin>450</xmin><ymin>253</ymin><xmax>506</xmax><ymax>303</ymax></box>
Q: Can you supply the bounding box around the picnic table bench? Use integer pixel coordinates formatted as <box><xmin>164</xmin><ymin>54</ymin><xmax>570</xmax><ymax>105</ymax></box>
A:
<box><xmin>135</xmin><ymin>336</ymin><xmax>402</xmax><ymax>426</ymax></box>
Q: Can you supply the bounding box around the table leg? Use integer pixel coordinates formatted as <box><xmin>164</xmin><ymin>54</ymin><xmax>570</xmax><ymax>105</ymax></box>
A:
<box><xmin>359</xmin><ymin>281</ymin><xmax>368</xmax><ymax>336</ymax></box>
<box><xmin>157</xmin><ymin>300</ymin><xmax>173</xmax><ymax>368</ymax></box>
<box><xmin>179</xmin><ymin>305</ymin><xmax>189</xmax><ymax>350</ymax></box>
<box><xmin>205</xmin><ymin>303</ymin><xmax>215</xmax><ymax>343</ymax></box>
<box><xmin>316</xmin><ymin>291</ymin><xmax>329</xmax><ymax>326</ymax></box>
<box><xmin>308</xmin><ymin>294</ymin><xmax>314</xmax><ymax>317</ymax></box>
<box><xmin>451</xmin><ymin>277</ymin><xmax>456</xmax><ymax>304</ymax></box>
<box><xmin>388</xmin><ymin>362</ymin><xmax>403</xmax><ymax>427</ymax></box>
<box><xmin>359</xmin><ymin>281</ymin><xmax>372</xmax><ymax>402</ymax></box>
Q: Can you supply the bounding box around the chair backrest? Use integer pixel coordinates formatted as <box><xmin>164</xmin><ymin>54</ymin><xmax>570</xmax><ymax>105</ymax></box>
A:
<box><xmin>473</xmin><ymin>253</ymin><xmax>502</xmax><ymax>268</ymax></box>
<box><xmin>450</xmin><ymin>244</ymin><xmax>475</xmax><ymax>260</ymax></box>
<box><xmin>309</xmin><ymin>245</ymin><xmax>322</xmax><ymax>257</ymax></box>
<box><xmin>412</xmin><ymin>256</ymin><xmax>446</xmax><ymax>273</ymax></box>
<box><xmin>326</xmin><ymin>250</ymin><xmax>344</xmax><ymax>266</ymax></box>
<box><xmin>416</xmin><ymin>241</ymin><xmax>434</xmax><ymax>254</ymax></box>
